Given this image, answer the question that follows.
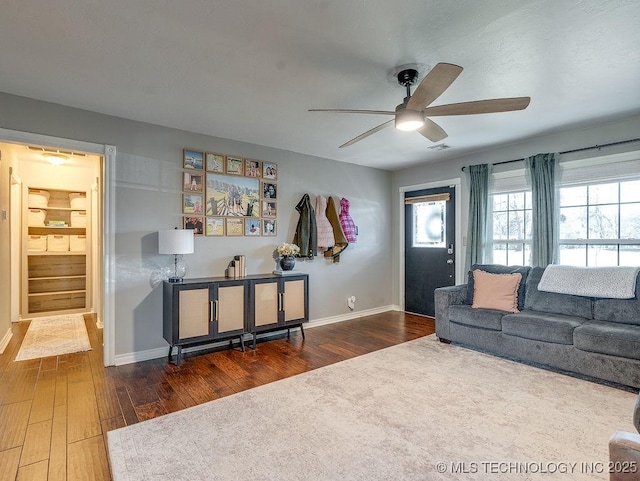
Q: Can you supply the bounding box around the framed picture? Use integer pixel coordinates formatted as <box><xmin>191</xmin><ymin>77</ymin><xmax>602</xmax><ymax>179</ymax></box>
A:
<box><xmin>184</xmin><ymin>216</ymin><xmax>204</xmax><ymax>235</ymax></box>
<box><xmin>262</xmin><ymin>182</ymin><xmax>277</xmax><ymax>200</ymax></box>
<box><xmin>244</xmin><ymin>219</ymin><xmax>261</xmax><ymax>236</ymax></box>
<box><xmin>261</xmin><ymin>200</ymin><xmax>277</xmax><ymax>218</ymax></box>
<box><xmin>183</xmin><ymin>149</ymin><xmax>204</xmax><ymax>170</ymax></box>
<box><xmin>226</xmin><ymin>218</ymin><xmax>244</xmax><ymax>236</ymax></box>
<box><xmin>226</xmin><ymin>156</ymin><xmax>244</xmax><ymax>176</ymax></box>
<box><xmin>206</xmin><ymin>217</ymin><xmax>225</xmax><ymax>236</ymax></box>
<box><xmin>244</xmin><ymin>159</ymin><xmax>262</xmax><ymax>178</ymax></box>
<box><xmin>183</xmin><ymin>172</ymin><xmax>203</xmax><ymax>192</ymax></box>
<box><xmin>206</xmin><ymin>152</ymin><xmax>225</xmax><ymax>173</ymax></box>
<box><xmin>183</xmin><ymin>193</ymin><xmax>204</xmax><ymax>214</ymax></box>
<box><xmin>205</xmin><ymin>173</ymin><xmax>260</xmax><ymax>217</ymax></box>
<box><xmin>263</xmin><ymin>162</ymin><xmax>277</xmax><ymax>180</ymax></box>
<box><xmin>262</xmin><ymin>219</ymin><xmax>277</xmax><ymax>236</ymax></box>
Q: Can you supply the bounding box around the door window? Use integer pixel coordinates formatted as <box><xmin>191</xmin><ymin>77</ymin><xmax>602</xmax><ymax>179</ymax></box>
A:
<box><xmin>412</xmin><ymin>201</ymin><xmax>446</xmax><ymax>248</ymax></box>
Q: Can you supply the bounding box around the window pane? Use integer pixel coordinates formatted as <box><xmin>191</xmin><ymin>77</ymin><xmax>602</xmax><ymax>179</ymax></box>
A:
<box><xmin>588</xmin><ymin>205</ymin><xmax>619</xmax><ymax>239</ymax></box>
<box><xmin>620</xmin><ymin>180</ymin><xmax>640</xmax><ymax>203</ymax></box>
<box><xmin>559</xmin><ymin>206</ymin><xmax>587</xmax><ymax>239</ymax></box>
<box><xmin>412</xmin><ymin>202</ymin><xmax>445</xmax><ymax>247</ymax></box>
<box><xmin>560</xmin><ymin>186</ymin><xmax>587</xmax><ymax>207</ymax></box>
<box><xmin>493</xmin><ymin>194</ymin><xmax>508</xmax><ymax>212</ymax></box>
<box><xmin>509</xmin><ymin>192</ymin><xmax>525</xmax><ymax>210</ymax></box>
<box><xmin>559</xmin><ymin>245</ymin><xmax>586</xmax><ymax>266</ymax></box>
<box><xmin>492</xmin><ymin>243</ymin><xmax>507</xmax><ymax>265</ymax></box>
<box><xmin>493</xmin><ymin>212</ymin><xmax>508</xmax><ymax>239</ymax></box>
<box><xmin>524</xmin><ymin>243</ymin><xmax>532</xmax><ymax>267</ymax></box>
<box><xmin>588</xmin><ymin>183</ymin><xmax>618</xmax><ymax>205</ymax></box>
<box><xmin>508</xmin><ymin>210</ymin><xmax>526</xmax><ymax>240</ymax></box>
<box><xmin>524</xmin><ymin>191</ymin><xmax>532</xmax><ymax>209</ymax></box>
<box><xmin>506</xmin><ymin>243</ymin><xmax>525</xmax><ymax>265</ymax></box>
<box><xmin>620</xmin><ymin>245</ymin><xmax>640</xmax><ymax>266</ymax></box>
<box><xmin>588</xmin><ymin>245</ymin><xmax>618</xmax><ymax>266</ymax></box>
<box><xmin>620</xmin><ymin>203</ymin><xmax>640</xmax><ymax>239</ymax></box>
<box><xmin>525</xmin><ymin>211</ymin><xmax>532</xmax><ymax>240</ymax></box>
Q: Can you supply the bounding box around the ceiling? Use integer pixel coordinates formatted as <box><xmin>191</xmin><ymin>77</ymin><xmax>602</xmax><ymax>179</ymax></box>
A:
<box><xmin>1</xmin><ymin>1</ymin><xmax>639</xmax><ymax>171</ymax></box>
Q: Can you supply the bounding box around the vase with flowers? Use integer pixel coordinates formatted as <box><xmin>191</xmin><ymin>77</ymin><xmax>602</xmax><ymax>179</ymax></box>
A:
<box><xmin>276</xmin><ymin>242</ymin><xmax>300</xmax><ymax>271</ymax></box>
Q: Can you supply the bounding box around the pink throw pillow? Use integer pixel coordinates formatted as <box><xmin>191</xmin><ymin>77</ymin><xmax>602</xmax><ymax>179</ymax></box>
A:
<box><xmin>472</xmin><ymin>270</ymin><xmax>522</xmax><ymax>313</ymax></box>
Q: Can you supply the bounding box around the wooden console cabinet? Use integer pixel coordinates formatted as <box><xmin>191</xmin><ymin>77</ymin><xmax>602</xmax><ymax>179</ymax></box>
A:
<box><xmin>163</xmin><ymin>273</ymin><xmax>308</xmax><ymax>365</ymax></box>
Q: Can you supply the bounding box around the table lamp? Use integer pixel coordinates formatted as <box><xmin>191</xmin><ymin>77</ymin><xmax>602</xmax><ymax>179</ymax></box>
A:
<box><xmin>158</xmin><ymin>229</ymin><xmax>195</xmax><ymax>282</ymax></box>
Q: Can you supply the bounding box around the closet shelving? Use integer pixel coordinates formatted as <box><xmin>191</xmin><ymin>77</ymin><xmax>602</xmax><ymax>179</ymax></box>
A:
<box><xmin>23</xmin><ymin>188</ymin><xmax>90</xmax><ymax>315</ymax></box>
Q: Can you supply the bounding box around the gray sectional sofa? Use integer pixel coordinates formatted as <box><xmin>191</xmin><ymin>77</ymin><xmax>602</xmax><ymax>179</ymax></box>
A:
<box><xmin>435</xmin><ymin>264</ymin><xmax>640</xmax><ymax>389</ymax></box>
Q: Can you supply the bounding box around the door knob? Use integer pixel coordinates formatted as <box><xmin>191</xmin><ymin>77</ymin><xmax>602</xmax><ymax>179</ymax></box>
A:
<box><xmin>446</xmin><ymin>259</ymin><xmax>454</xmax><ymax>264</ymax></box>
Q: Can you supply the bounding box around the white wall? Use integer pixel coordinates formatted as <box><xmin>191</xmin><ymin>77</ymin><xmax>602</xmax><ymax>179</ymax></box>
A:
<box><xmin>0</xmin><ymin>93</ymin><xmax>393</xmax><ymax>360</ymax></box>
<box><xmin>391</xmin><ymin>114</ymin><xmax>640</xmax><ymax>306</ymax></box>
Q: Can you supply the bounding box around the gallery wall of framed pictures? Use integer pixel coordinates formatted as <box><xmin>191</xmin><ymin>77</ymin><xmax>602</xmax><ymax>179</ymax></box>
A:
<box><xmin>182</xmin><ymin>148</ymin><xmax>278</xmax><ymax>237</ymax></box>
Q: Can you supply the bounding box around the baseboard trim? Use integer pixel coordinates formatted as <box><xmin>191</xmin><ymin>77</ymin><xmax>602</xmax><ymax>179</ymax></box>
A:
<box><xmin>0</xmin><ymin>329</ymin><xmax>13</xmax><ymax>355</ymax></box>
<box><xmin>113</xmin><ymin>305</ymin><xmax>402</xmax><ymax>366</ymax></box>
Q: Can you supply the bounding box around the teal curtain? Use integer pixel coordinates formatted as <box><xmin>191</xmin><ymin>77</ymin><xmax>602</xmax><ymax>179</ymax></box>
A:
<box><xmin>465</xmin><ymin>163</ymin><xmax>490</xmax><ymax>273</ymax></box>
<box><xmin>526</xmin><ymin>153</ymin><xmax>558</xmax><ymax>267</ymax></box>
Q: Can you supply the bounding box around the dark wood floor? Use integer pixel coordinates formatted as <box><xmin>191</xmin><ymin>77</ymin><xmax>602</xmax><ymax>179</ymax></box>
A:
<box><xmin>0</xmin><ymin>311</ymin><xmax>434</xmax><ymax>481</ymax></box>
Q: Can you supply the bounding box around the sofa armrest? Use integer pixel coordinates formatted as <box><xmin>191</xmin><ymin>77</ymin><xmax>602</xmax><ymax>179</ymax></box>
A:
<box><xmin>434</xmin><ymin>284</ymin><xmax>468</xmax><ymax>342</ymax></box>
<box><xmin>609</xmin><ymin>431</ymin><xmax>640</xmax><ymax>481</ymax></box>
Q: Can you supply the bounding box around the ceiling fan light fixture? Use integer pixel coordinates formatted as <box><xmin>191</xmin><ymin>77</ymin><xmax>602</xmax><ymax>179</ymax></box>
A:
<box><xmin>395</xmin><ymin>107</ymin><xmax>424</xmax><ymax>131</ymax></box>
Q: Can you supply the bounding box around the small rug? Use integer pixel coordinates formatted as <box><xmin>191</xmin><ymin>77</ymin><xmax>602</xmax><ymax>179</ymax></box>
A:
<box><xmin>107</xmin><ymin>335</ymin><xmax>637</xmax><ymax>481</ymax></box>
<box><xmin>15</xmin><ymin>314</ymin><xmax>91</xmax><ymax>361</ymax></box>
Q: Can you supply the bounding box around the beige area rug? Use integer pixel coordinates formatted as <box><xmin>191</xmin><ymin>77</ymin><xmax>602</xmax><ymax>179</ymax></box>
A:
<box><xmin>107</xmin><ymin>335</ymin><xmax>637</xmax><ymax>481</ymax></box>
<box><xmin>15</xmin><ymin>314</ymin><xmax>91</xmax><ymax>361</ymax></box>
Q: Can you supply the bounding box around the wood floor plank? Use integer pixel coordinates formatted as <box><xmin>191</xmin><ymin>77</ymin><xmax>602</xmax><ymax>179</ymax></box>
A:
<box><xmin>67</xmin><ymin>435</ymin><xmax>111</xmax><ymax>481</ymax></box>
<box><xmin>29</xmin><ymin>370</ymin><xmax>56</xmax><ymax>424</ymax></box>
<box><xmin>0</xmin><ymin>400</ymin><xmax>32</xmax><ymax>451</ymax></box>
<box><xmin>16</xmin><ymin>459</ymin><xmax>48</xmax><ymax>481</ymax></box>
<box><xmin>48</xmin><ymin>404</ymin><xmax>67</xmax><ymax>481</ymax></box>
<box><xmin>0</xmin><ymin>446</ymin><xmax>21</xmax><ymax>481</ymax></box>
<box><xmin>1</xmin><ymin>369</ymin><xmax>38</xmax><ymax>405</ymax></box>
<box><xmin>67</xmin><ymin>380</ymin><xmax>102</xmax><ymax>443</ymax></box>
<box><xmin>19</xmin><ymin>420</ymin><xmax>52</xmax><ymax>467</ymax></box>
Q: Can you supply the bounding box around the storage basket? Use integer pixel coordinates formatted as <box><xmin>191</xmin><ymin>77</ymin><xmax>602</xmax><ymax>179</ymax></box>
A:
<box><xmin>47</xmin><ymin>234</ymin><xmax>69</xmax><ymax>252</ymax></box>
<box><xmin>27</xmin><ymin>235</ymin><xmax>47</xmax><ymax>251</ymax></box>
<box><xmin>28</xmin><ymin>189</ymin><xmax>50</xmax><ymax>208</ymax></box>
<box><xmin>28</xmin><ymin>209</ymin><xmax>46</xmax><ymax>226</ymax></box>
<box><xmin>70</xmin><ymin>211</ymin><xmax>87</xmax><ymax>227</ymax></box>
<box><xmin>69</xmin><ymin>192</ymin><xmax>87</xmax><ymax>210</ymax></box>
<box><xmin>69</xmin><ymin>235</ymin><xmax>86</xmax><ymax>252</ymax></box>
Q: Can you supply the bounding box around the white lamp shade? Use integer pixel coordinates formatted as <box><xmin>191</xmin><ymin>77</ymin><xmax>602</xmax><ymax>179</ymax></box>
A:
<box><xmin>158</xmin><ymin>229</ymin><xmax>195</xmax><ymax>255</ymax></box>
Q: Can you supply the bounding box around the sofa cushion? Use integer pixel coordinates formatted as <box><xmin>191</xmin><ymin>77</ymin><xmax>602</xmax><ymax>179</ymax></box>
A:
<box><xmin>465</xmin><ymin>264</ymin><xmax>531</xmax><ymax>310</ymax></box>
<box><xmin>502</xmin><ymin>310</ymin><xmax>588</xmax><ymax>345</ymax></box>
<box><xmin>525</xmin><ymin>267</ymin><xmax>593</xmax><ymax>319</ymax></box>
<box><xmin>574</xmin><ymin>321</ymin><xmax>640</xmax><ymax>361</ymax></box>
<box><xmin>471</xmin><ymin>270</ymin><xmax>521</xmax><ymax>313</ymax></box>
<box><xmin>593</xmin><ymin>274</ymin><xmax>640</xmax><ymax>326</ymax></box>
<box><xmin>449</xmin><ymin>305</ymin><xmax>504</xmax><ymax>331</ymax></box>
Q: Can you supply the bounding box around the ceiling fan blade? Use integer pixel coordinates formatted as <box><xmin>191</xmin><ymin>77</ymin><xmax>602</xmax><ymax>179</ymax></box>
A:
<box><xmin>417</xmin><ymin>118</ymin><xmax>448</xmax><ymax>142</ymax></box>
<box><xmin>406</xmin><ymin>63</ymin><xmax>463</xmax><ymax>111</ymax></box>
<box><xmin>309</xmin><ymin>108</ymin><xmax>395</xmax><ymax>115</ymax></box>
<box><xmin>423</xmin><ymin>97</ymin><xmax>531</xmax><ymax>116</ymax></box>
<box><xmin>339</xmin><ymin>120</ymin><xmax>394</xmax><ymax>148</ymax></box>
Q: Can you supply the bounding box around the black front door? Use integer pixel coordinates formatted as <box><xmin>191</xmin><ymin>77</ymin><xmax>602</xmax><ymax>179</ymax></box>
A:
<box><xmin>404</xmin><ymin>185</ymin><xmax>456</xmax><ymax>317</ymax></box>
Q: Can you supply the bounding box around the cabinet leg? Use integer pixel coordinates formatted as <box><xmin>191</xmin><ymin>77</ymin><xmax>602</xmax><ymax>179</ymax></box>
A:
<box><xmin>287</xmin><ymin>328</ymin><xmax>291</xmax><ymax>339</ymax></box>
<box><xmin>252</xmin><ymin>333</ymin><xmax>257</xmax><ymax>350</ymax></box>
<box><xmin>300</xmin><ymin>324</ymin><xmax>305</xmax><ymax>340</ymax></box>
<box><xmin>239</xmin><ymin>335</ymin><xmax>245</xmax><ymax>352</ymax></box>
<box><xmin>176</xmin><ymin>346</ymin><xmax>183</xmax><ymax>366</ymax></box>
<box><xmin>168</xmin><ymin>345</ymin><xmax>173</xmax><ymax>362</ymax></box>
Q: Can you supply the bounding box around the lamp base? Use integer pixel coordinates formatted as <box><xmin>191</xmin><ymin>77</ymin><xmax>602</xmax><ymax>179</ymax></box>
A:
<box><xmin>167</xmin><ymin>277</ymin><xmax>184</xmax><ymax>283</ymax></box>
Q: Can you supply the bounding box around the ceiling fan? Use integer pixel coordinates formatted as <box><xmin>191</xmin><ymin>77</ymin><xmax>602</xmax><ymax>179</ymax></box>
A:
<box><xmin>309</xmin><ymin>63</ymin><xmax>531</xmax><ymax>148</ymax></box>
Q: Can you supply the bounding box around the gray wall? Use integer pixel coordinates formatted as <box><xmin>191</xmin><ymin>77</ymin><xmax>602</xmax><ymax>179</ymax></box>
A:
<box><xmin>0</xmin><ymin>93</ymin><xmax>393</xmax><ymax>359</ymax></box>
<box><xmin>391</xmin><ymin>114</ymin><xmax>640</xmax><ymax>306</ymax></box>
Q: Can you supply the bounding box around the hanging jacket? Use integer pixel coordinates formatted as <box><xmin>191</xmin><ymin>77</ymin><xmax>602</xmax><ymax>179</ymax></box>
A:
<box><xmin>293</xmin><ymin>193</ymin><xmax>317</xmax><ymax>258</ymax></box>
<box><xmin>315</xmin><ymin>195</ymin><xmax>335</xmax><ymax>250</ymax></box>
<box><xmin>324</xmin><ymin>195</ymin><xmax>348</xmax><ymax>262</ymax></box>
<box><xmin>339</xmin><ymin>197</ymin><xmax>357</xmax><ymax>243</ymax></box>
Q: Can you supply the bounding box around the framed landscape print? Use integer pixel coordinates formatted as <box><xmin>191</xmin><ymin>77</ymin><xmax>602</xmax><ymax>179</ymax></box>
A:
<box><xmin>184</xmin><ymin>216</ymin><xmax>204</xmax><ymax>235</ymax></box>
<box><xmin>206</xmin><ymin>152</ymin><xmax>225</xmax><ymax>173</ymax></box>
<box><xmin>244</xmin><ymin>219</ymin><xmax>261</xmax><ymax>236</ymax></box>
<box><xmin>183</xmin><ymin>193</ymin><xmax>204</xmax><ymax>214</ymax></box>
<box><xmin>226</xmin><ymin>156</ymin><xmax>244</xmax><ymax>176</ymax></box>
<box><xmin>183</xmin><ymin>172</ymin><xmax>203</xmax><ymax>192</ymax></box>
<box><xmin>183</xmin><ymin>149</ymin><xmax>204</xmax><ymax>170</ymax></box>
<box><xmin>263</xmin><ymin>162</ymin><xmax>277</xmax><ymax>180</ymax></box>
<box><xmin>205</xmin><ymin>173</ymin><xmax>260</xmax><ymax>217</ymax></box>
<box><xmin>226</xmin><ymin>218</ymin><xmax>244</xmax><ymax>236</ymax></box>
<box><xmin>262</xmin><ymin>219</ymin><xmax>277</xmax><ymax>236</ymax></box>
<box><xmin>206</xmin><ymin>217</ymin><xmax>225</xmax><ymax>236</ymax></box>
<box><xmin>262</xmin><ymin>182</ymin><xmax>277</xmax><ymax>200</ymax></box>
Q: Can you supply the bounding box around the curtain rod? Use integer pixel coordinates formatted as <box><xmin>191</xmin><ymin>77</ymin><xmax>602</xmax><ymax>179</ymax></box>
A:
<box><xmin>460</xmin><ymin>137</ymin><xmax>640</xmax><ymax>172</ymax></box>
